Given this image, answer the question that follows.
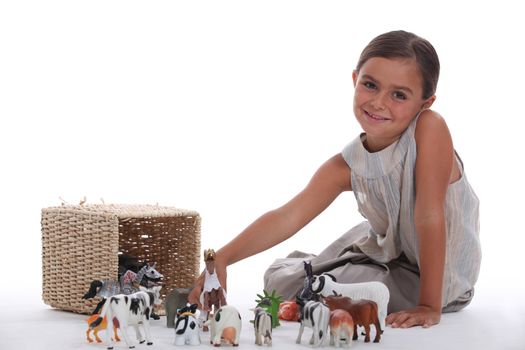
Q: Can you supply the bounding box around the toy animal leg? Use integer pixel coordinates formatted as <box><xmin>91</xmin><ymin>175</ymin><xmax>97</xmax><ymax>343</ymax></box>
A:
<box><xmin>93</xmin><ymin>329</ymin><xmax>103</xmax><ymax>343</ymax></box>
<box><xmin>265</xmin><ymin>334</ymin><xmax>272</xmax><ymax>346</ymax></box>
<box><xmin>218</xmin><ymin>288</ymin><xmax>227</xmax><ymax>306</ymax></box>
<box><xmin>141</xmin><ymin>321</ymin><xmax>154</xmax><ymax>345</ymax></box>
<box><xmin>117</xmin><ymin>324</ymin><xmax>135</xmax><ymax>349</ymax></box>
<box><xmin>295</xmin><ymin>324</ymin><xmax>304</xmax><ymax>344</ymax></box>
<box><xmin>113</xmin><ymin>326</ymin><xmax>121</xmax><ymax>342</ymax></box>
<box><xmin>373</xmin><ymin>322</ymin><xmax>381</xmax><ymax>343</ymax></box>
<box><xmin>189</xmin><ymin>333</ymin><xmax>201</xmax><ymax>346</ymax></box>
<box><xmin>204</xmin><ymin>293</ymin><xmax>211</xmax><ymax>312</ymax></box>
<box><xmin>352</xmin><ymin>325</ymin><xmax>358</xmax><ymax>340</ymax></box>
<box><xmin>211</xmin><ymin>333</ymin><xmax>222</xmax><ymax>346</ymax></box>
<box><xmin>346</xmin><ymin>326</ymin><xmax>353</xmax><ymax>347</ymax></box>
<box><xmin>104</xmin><ymin>323</ymin><xmax>114</xmax><ymax>349</ymax></box>
<box><xmin>174</xmin><ymin>334</ymin><xmax>186</xmax><ymax>346</ymax></box>
<box><xmin>255</xmin><ymin>332</ymin><xmax>262</xmax><ymax>346</ymax></box>
<box><xmin>234</xmin><ymin>329</ymin><xmax>240</xmax><ymax>346</ymax></box>
<box><xmin>363</xmin><ymin>325</ymin><xmax>371</xmax><ymax>343</ymax></box>
<box><xmin>86</xmin><ymin>329</ymin><xmax>94</xmax><ymax>343</ymax></box>
<box><xmin>309</xmin><ymin>333</ymin><xmax>315</xmax><ymax>345</ymax></box>
<box><xmin>133</xmin><ymin>324</ymin><xmax>144</xmax><ymax>343</ymax></box>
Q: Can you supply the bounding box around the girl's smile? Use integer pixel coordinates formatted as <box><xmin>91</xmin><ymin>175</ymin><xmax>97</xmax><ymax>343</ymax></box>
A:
<box><xmin>364</xmin><ymin>109</ymin><xmax>391</xmax><ymax>122</ymax></box>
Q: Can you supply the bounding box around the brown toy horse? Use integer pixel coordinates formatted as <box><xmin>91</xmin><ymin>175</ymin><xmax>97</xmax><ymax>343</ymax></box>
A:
<box><xmin>85</xmin><ymin>314</ymin><xmax>120</xmax><ymax>343</ymax></box>
<box><xmin>323</xmin><ymin>294</ymin><xmax>382</xmax><ymax>343</ymax></box>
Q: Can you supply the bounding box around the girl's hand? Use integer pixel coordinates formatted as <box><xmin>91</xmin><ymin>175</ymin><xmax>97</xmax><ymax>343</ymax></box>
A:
<box><xmin>187</xmin><ymin>252</ymin><xmax>228</xmax><ymax>309</ymax></box>
<box><xmin>187</xmin><ymin>273</ymin><xmax>204</xmax><ymax>309</ymax></box>
<box><xmin>386</xmin><ymin>305</ymin><xmax>441</xmax><ymax>328</ymax></box>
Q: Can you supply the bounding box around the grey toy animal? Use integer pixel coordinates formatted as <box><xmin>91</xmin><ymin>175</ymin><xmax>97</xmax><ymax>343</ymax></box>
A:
<box><xmin>165</xmin><ymin>288</ymin><xmax>192</xmax><ymax>328</ymax></box>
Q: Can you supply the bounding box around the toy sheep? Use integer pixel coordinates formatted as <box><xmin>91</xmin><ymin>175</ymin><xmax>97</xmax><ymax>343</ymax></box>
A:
<box><xmin>253</xmin><ymin>307</ymin><xmax>272</xmax><ymax>346</ymax></box>
<box><xmin>296</xmin><ymin>300</ymin><xmax>330</xmax><ymax>348</ymax></box>
<box><xmin>206</xmin><ymin>305</ymin><xmax>242</xmax><ymax>347</ymax></box>
<box><xmin>174</xmin><ymin>304</ymin><xmax>201</xmax><ymax>346</ymax></box>
<box><xmin>311</xmin><ymin>274</ymin><xmax>389</xmax><ymax>329</ymax></box>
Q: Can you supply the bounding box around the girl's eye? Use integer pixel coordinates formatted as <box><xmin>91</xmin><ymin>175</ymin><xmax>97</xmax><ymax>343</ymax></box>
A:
<box><xmin>363</xmin><ymin>81</ymin><xmax>376</xmax><ymax>90</ymax></box>
<box><xmin>393</xmin><ymin>91</ymin><xmax>407</xmax><ymax>100</ymax></box>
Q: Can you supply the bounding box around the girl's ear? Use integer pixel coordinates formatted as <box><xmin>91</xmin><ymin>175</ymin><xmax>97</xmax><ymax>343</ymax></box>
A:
<box><xmin>352</xmin><ymin>70</ymin><xmax>358</xmax><ymax>87</ymax></box>
<box><xmin>422</xmin><ymin>95</ymin><xmax>437</xmax><ymax>110</ymax></box>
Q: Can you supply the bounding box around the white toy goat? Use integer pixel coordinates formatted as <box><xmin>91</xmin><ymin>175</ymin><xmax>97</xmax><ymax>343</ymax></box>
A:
<box><xmin>253</xmin><ymin>307</ymin><xmax>272</xmax><ymax>346</ymax></box>
<box><xmin>311</xmin><ymin>273</ymin><xmax>390</xmax><ymax>329</ymax></box>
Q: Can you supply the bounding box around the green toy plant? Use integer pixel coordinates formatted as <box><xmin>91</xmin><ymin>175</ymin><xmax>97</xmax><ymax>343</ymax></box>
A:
<box><xmin>255</xmin><ymin>289</ymin><xmax>283</xmax><ymax>328</ymax></box>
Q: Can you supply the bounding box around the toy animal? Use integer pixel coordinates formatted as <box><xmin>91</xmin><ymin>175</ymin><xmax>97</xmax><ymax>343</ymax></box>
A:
<box><xmin>296</xmin><ymin>300</ymin><xmax>330</xmax><ymax>347</ymax></box>
<box><xmin>255</xmin><ymin>289</ymin><xmax>282</xmax><ymax>328</ymax></box>
<box><xmin>86</xmin><ymin>314</ymin><xmax>120</xmax><ymax>343</ymax></box>
<box><xmin>253</xmin><ymin>307</ymin><xmax>272</xmax><ymax>346</ymax></box>
<box><xmin>166</xmin><ymin>287</ymin><xmax>192</xmax><ymax>328</ymax></box>
<box><xmin>323</xmin><ymin>295</ymin><xmax>381</xmax><ymax>343</ymax></box>
<box><xmin>311</xmin><ymin>273</ymin><xmax>389</xmax><ymax>329</ymax></box>
<box><xmin>174</xmin><ymin>304</ymin><xmax>201</xmax><ymax>346</ymax></box>
<box><xmin>206</xmin><ymin>305</ymin><xmax>242</xmax><ymax>347</ymax></box>
<box><xmin>297</xmin><ymin>261</ymin><xmax>319</xmax><ymax>304</ymax></box>
<box><xmin>278</xmin><ymin>300</ymin><xmax>300</xmax><ymax>322</ymax></box>
<box><xmin>89</xmin><ymin>286</ymin><xmax>162</xmax><ymax>349</ymax></box>
<box><xmin>200</xmin><ymin>249</ymin><xmax>227</xmax><ymax>314</ymax></box>
<box><xmin>329</xmin><ymin>309</ymin><xmax>354</xmax><ymax>348</ymax></box>
<box><xmin>83</xmin><ymin>255</ymin><xmax>164</xmax><ymax>318</ymax></box>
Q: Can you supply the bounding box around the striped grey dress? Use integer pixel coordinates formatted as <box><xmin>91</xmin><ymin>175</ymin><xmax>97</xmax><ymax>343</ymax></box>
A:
<box><xmin>264</xmin><ymin>116</ymin><xmax>481</xmax><ymax>313</ymax></box>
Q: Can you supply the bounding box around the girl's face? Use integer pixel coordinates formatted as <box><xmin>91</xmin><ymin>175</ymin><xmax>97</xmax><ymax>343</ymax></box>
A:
<box><xmin>352</xmin><ymin>57</ymin><xmax>435</xmax><ymax>152</ymax></box>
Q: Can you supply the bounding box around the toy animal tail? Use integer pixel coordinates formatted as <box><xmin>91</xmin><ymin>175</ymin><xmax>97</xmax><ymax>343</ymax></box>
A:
<box><xmin>372</xmin><ymin>302</ymin><xmax>381</xmax><ymax>333</ymax></box>
<box><xmin>83</xmin><ymin>280</ymin><xmax>103</xmax><ymax>299</ymax></box>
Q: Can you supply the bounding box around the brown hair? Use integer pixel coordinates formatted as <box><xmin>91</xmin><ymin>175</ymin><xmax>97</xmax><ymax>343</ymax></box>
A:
<box><xmin>356</xmin><ymin>30</ymin><xmax>440</xmax><ymax>99</ymax></box>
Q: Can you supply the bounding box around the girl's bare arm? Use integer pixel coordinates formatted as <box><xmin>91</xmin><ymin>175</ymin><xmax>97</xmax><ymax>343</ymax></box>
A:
<box><xmin>387</xmin><ymin>110</ymin><xmax>453</xmax><ymax>328</ymax></box>
<box><xmin>188</xmin><ymin>153</ymin><xmax>351</xmax><ymax>305</ymax></box>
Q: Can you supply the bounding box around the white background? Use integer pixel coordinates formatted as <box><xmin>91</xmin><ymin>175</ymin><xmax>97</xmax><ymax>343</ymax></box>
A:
<box><xmin>1</xmin><ymin>1</ymin><xmax>524</xmax><ymax>347</ymax></box>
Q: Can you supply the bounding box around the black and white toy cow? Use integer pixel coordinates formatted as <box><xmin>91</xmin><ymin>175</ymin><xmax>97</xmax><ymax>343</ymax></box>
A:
<box><xmin>89</xmin><ymin>286</ymin><xmax>161</xmax><ymax>350</ymax></box>
<box><xmin>296</xmin><ymin>300</ymin><xmax>330</xmax><ymax>348</ymax></box>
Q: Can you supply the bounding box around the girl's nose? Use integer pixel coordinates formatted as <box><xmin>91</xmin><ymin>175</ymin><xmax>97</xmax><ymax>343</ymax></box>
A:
<box><xmin>370</xmin><ymin>92</ymin><xmax>387</xmax><ymax>110</ymax></box>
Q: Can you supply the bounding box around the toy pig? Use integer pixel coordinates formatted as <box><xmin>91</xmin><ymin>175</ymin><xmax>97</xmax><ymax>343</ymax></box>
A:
<box><xmin>206</xmin><ymin>305</ymin><xmax>242</xmax><ymax>347</ymax></box>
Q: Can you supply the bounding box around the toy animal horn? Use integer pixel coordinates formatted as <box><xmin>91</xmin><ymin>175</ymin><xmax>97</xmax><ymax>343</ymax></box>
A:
<box><xmin>323</xmin><ymin>273</ymin><xmax>337</xmax><ymax>282</ymax></box>
<box><xmin>311</xmin><ymin>275</ymin><xmax>325</xmax><ymax>294</ymax></box>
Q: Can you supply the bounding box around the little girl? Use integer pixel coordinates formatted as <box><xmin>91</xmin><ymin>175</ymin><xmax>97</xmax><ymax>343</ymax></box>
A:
<box><xmin>189</xmin><ymin>30</ymin><xmax>481</xmax><ymax>328</ymax></box>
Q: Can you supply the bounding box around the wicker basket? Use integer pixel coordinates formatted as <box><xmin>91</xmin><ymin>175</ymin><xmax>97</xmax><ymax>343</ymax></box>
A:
<box><xmin>41</xmin><ymin>204</ymin><xmax>201</xmax><ymax>314</ymax></box>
